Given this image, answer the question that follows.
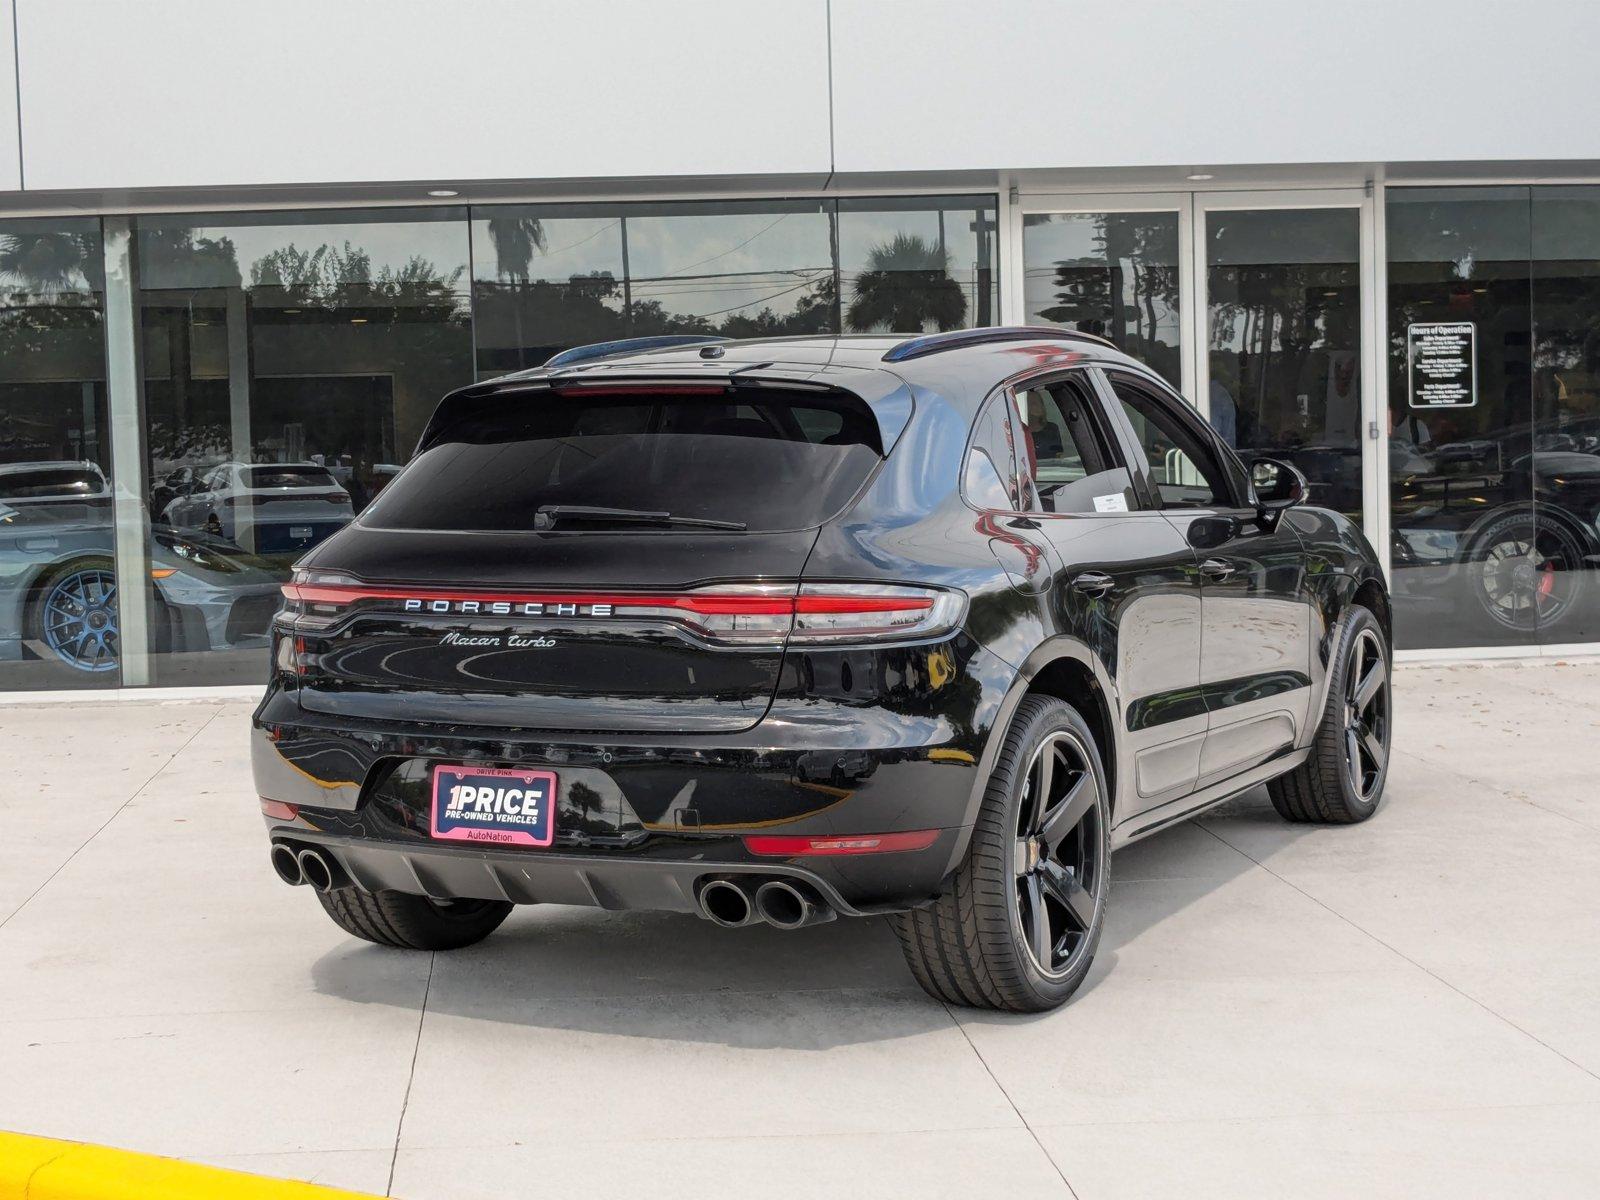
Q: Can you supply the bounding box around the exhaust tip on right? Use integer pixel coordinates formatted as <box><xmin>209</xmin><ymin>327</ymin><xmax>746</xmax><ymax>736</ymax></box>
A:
<box><xmin>296</xmin><ymin>848</ymin><xmax>336</xmax><ymax>893</ymax></box>
<box><xmin>755</xmin><ymin>880</ymin><xmax>835</xmax><ymax>930</ymax></box>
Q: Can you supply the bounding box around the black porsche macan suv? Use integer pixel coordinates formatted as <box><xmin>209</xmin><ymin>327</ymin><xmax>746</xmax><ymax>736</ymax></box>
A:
<box><xmin>255</xmin><ymin>327</ymin><xmax>1392</xmax><ymax>1012</ymax></box>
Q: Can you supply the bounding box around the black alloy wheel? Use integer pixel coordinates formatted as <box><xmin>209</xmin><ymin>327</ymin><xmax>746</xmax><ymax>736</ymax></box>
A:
<box><xmin>1014</xmin><ymin>730</ymin><xmax>1105</xmax><ymax>979</ymax></box>
<box><xmin>895</xmin><ymin>695</ymin><xmax>1111</xmax><ymax>1012</ymax></box>
<box><xmin>1342</xmin><ymin>625</ymin><xmax>1389</xmax><ymax>805</ymax></box>
<box><xmin>1268</xmin><ymin>604</ymin><xmax>1392</xmax><ymax>824</ymax></box>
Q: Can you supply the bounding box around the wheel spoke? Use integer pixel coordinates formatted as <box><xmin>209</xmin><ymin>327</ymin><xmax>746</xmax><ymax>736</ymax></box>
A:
<box><xmin>1022</xmin><ymin>874</ymin><xmax>1052</xmax><ymax>963</ymax></box>
<box><xmin>1038</xmin><ymin>772</ymin><xmax>1095</xmax><ymax>847</ymax></box>
<box><xmin>1038</xmin><ymin>859</ymin><xmax>1094</xmax><ymax>932</ymax></box>
<box><xmin>1361</xmin><ymin>727</ymin><xmax>1385</xmax><ymax>769</ymax></box>
<box><xmin>1029</xmin><ymin>742</ymin><xmax>1056</xmax><ymax>831</ymax></box>
<box><xmin>1345</xmin><ymin>725</ymin><xmax>1361</xmax><ymax>773</ymax></box>
<box><xmin>1353</xmin><ymin>658</ymin><xmax>1385</xmax><ymax>711</ymax></box>
<box><xmin>1346</xmin><ymin>637</ymin><xmax>1366</xmax><ymax>703</ymax></box>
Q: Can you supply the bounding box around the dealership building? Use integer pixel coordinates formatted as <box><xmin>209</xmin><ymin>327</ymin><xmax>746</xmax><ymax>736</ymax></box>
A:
<box><xmin>2</xmin><ymin>0</ymin><xmax>1599</xmax><ymax>696</ymax></box>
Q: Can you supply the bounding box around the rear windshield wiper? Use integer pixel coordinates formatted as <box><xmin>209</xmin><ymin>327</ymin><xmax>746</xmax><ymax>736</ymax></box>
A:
<box><xmin>533</xmin><ymin>504</ymin><xmax>747</xmax><ymax>531</ymax></box>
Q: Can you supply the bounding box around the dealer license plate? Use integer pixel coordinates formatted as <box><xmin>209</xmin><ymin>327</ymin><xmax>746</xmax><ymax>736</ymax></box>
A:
<box><xmin>430</xmin><ymin>765</ymin><xmax>557</xmax><ymax>847</ymax></box>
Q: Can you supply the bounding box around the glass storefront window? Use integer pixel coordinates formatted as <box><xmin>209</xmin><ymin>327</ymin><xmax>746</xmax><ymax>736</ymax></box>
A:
<box><xmin>474</xmin><ymin>196</ymin><xmax>998</xmax><ymax>377</ymax></box>
<box><xmin>1206</xmin><ymin>206</ymin><xmax>1363</xmax><ymax>521</ymax></box>
<box><xmin>1022</xmin><ymin>211</ymin><xmax>1182</xmax><ymax>390</ymax></box>
<box><xmin>1387</xmin><ymin>187</ymin><xmax>1534</xmax><ymax>649</ymax></box>
<box><xmin>0</xmin><ymin>192</ymin><xmax>1002</xmax><ymax>691</ymax></box>
<box><xmin>471</xmin><ymin>200</ymin><xmax>835</xmax><ymax>378</ymax></box>
<box><xmin>1530</xmin><ymin>187</ymin><xmax>1600</xmax><ymax>646</ymax></box>
<box><xmin>0</xmin><ymin>218</ymin><xmax>115</xmax><ymax>690</ymax></box>
<box><xmin>837</xmin><ymin>196</ymin><xmax>997</xmax><ymax>334</ymax></box>
<box><xmin>134</xmin><ymin>208</ymin><xmax>473</xmax><ymax>685</ymax></box>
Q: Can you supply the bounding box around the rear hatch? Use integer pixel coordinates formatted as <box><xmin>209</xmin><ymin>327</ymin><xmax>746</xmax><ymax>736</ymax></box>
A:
<box><xmin>280</xmin><ymin>376</ymin><xmax>896</xmax><ymax>733</ymax></box>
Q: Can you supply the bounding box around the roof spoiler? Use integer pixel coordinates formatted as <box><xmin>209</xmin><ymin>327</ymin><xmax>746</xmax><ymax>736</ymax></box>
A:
<box><xmin>543</xmin><ymin>334</ymin><xmax>732</xmax><ymax>369</ymax></box>
<box><xmin>882</xmin><ymin>326</ymin><xmax>1114</xmax><ymax>363</ymax></box>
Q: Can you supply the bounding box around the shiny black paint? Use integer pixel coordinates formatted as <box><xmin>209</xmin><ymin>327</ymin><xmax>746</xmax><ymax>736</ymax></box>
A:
<box><xmin>254</xmin><ymin>331</ymin><xmax>1390</xmax><ymax>914</ymax></box>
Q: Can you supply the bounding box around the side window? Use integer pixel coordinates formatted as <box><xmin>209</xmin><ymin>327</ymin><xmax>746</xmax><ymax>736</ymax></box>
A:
<box><xmin>964</xmin><ymin>394</ymin><xmax>1022</xmax><ymax>510</ymax></box>
<box><xmin>1108</xmin><ymin>374</ymin><xmax>1232</xmax><ymax>510</ymax></box>
<box><xmin>1014</xmin><ymin>374</ymin><xmax>1136</xmax><ymax>515</ymax></box>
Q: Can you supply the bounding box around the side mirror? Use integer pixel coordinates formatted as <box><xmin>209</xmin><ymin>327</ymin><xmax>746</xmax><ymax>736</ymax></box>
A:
<box><xmin>1249</xmin><ymin>457</ymin><xmax>1308</xmax><ymax>521</ymax></box>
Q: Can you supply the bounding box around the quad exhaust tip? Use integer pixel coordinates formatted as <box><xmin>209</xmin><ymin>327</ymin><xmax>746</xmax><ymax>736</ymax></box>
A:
<box><xmin>269</xmin><ymin>842</ymin><xmax>305</xmax><ymax>887</ymax></box>
<box><xmin>698</xmin><ymin>879</ymin><xmax>756</xmax><ymax>928</ymax></box>
<box><xmin>697</xmin><ymin>877</ymin><xmax>837</xmax><ymax>929</ymax></box>
<box><xmin>754</xmin><ymin>879</ymin><xmax>835</xmax><ymax>930</ymax></box>
<box><xmin>295</xmin><ymin>847</ymin><xmax>339</xmax><ymax>893</ymax></box>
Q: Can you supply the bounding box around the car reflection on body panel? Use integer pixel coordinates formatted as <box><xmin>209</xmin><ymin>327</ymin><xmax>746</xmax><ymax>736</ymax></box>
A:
<box><xmin>0</xmin><ymin>460</ymin><xmax>285</xmax><ymax>673</ymax></box>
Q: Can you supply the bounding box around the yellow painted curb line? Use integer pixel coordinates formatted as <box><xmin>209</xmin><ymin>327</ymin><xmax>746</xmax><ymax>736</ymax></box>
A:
<box><xmin>0</xmin><ymin>1133</ymin><xmax>385</xmax><ymax>1200</ymax></box>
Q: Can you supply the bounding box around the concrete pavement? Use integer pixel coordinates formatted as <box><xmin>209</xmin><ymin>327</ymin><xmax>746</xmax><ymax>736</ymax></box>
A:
<box><xmin>2</xmin><ymin>661</ymin><xmax>1598</xmax><ymax>1199</ymax></box>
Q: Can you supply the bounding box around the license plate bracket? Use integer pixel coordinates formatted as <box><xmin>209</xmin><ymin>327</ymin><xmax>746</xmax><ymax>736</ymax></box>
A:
<box><xmin>430</xmin><ymin>765</ymin><xmax>557</xmax><ymax>847</ymax></box>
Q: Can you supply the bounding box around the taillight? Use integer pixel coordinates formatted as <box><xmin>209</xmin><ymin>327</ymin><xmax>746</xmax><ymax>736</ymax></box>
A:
<box><xmin>789</xmin><ymin>585</ymin><xmax>963</xmax><ymax>644</ymax></box>
<box><xmin>276</xmin><ymin>573</ymin><xmax>964</xmax><ymax>647</ymax></box>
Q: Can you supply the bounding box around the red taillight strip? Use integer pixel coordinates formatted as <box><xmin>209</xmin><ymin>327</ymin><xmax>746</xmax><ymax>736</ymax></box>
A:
<box><xmin>280</xmin><ymin>583</ymin><xmax>933</xmax><ymax>616</ymax></box>
<box><xmin>743</xmin><ymin>830</ymin><xmax>942</xmax><ymax>856</ymax></box>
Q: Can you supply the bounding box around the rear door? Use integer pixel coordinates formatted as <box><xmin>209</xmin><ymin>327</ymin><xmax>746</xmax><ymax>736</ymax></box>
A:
<box><xmin>1005</xmin><ymin>370</ymin><xmax>1208</xmax><ymax>814</ymax></box>
<box><xmin>1098</xmin><ymin>368</ymin><xmax>1314</xmax><ymax>792</ymax></box>
<box><xmin>282</xmin><ymin>380</ymin><xmax>890</xmax><ymax>733</ymax></box>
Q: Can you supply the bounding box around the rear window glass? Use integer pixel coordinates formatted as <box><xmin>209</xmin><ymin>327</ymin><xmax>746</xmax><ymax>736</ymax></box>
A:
<box><xmin>365</xmin><ymin>388</ymin><xmax>883</xmax><ymax>533</ymax></box>
<box><xmin>246</xmin><ymin>466</ymin><xmax>337</xmax><ymax>488</ymax></box>
<box><xmin>0</xmin><ymin>468</ymin><xmax>106</xmax><ymax>499</ymax></box>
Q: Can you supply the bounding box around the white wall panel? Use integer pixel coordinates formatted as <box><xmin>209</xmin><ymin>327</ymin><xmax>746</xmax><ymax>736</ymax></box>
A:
<box><xmin>832</xmin><ymin>0</ymin><xmax>1600</xmax><ymax>173</ymax></box>
<box><xmin>15</xmin><ymin>0</ymin><xmax>831</xmax><ymax>192</ymax></box>
<box><xmin>0</xmin><ymin>0</ymin><xmax>19</xmax><ymax>192</ymax></box>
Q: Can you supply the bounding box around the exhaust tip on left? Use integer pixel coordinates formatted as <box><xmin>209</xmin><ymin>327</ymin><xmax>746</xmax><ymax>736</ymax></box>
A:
<box><xmin>269</xmin><ymin>842</ymin><xmax>305</xmax><ymax>887</ymax></box>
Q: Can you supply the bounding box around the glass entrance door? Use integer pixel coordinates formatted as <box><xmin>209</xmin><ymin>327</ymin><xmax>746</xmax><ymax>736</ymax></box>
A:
<box><xmin>1019</xmin><ymin>194</ymin><xmax>1192</xmax><ymax>396</ymax></box>
<box><xmin>1195</xmin><ymin>191</ymin><xmax>1375</xmax><ymax>525</ymax></box>
<box><xmin>1018</xmin><ymin>188</ymin><xmax>1380</xmax><ymax>549</ymax></box>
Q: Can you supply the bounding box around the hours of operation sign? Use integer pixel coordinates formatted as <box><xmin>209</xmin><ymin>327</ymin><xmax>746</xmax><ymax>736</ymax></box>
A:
<box><xmin>1407</xmin><ymin>321</ymin><xmax>1476</xmax><ymax>408</ymax></box>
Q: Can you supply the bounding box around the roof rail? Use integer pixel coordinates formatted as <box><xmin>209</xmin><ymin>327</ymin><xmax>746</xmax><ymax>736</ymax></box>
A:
<box><xmin>881</xmin><ymin>326</ymin><xmax>1115</xmax><ymax>363</ymax></box>
<box><xmin>543</xmin><ymin>334</ymin><xmax>731</xmax><ymax>370</ymax></box>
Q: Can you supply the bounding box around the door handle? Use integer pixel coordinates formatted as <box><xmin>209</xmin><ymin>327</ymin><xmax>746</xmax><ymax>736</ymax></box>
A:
<box><xmin>1072</xmin><ymin>571</ymin><xmax>1115</xmax><ymax>597</ymax></box>
<box><xmin>1199</xmin><ymin>558</ymin><xmax>1237</xmax><ymax>581</ymax></box>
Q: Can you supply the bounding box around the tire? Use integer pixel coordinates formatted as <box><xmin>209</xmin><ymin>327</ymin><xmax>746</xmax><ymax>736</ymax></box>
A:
<box><xmin>316</xmin><ymin>888</ymin><xmax>513</xmax><ymax>951</ymax></box>
<box><xmin>894</xmin><ymin>695</ymin><xmax>1111</xmax><ymax>1013</ymax></box>
<box><xmin>29</xmin><ymin>557</ymin><xmax>120</xmax><ymax>672</ymax></box>
<box><xmin>1267</xmin><ymin>604</ymin><xmax>1391</xmax><ymax>824</ymax></box>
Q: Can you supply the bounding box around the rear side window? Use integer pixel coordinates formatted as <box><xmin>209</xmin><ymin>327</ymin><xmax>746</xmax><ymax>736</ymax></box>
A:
<box><xmin>367</xmin><ymin>387</ymin><xmax>884</xmax><ymax>533</ymax></box>
<box><xmin>964</xmin><ymin>395</ymin><xmax>1021</xmax><ymax>510</ymax></box>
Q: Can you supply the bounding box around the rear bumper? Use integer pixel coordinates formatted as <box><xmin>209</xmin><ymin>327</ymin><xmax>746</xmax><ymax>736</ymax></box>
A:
<box><xmin>251</xmin><ymin>641</ymin><xmax>1016</xmax><ymax>912</ymax></box>
<box><xmin>264</xmin><ymin>825</ymin><xmax>963</xmax><ymax>917</ymax></box>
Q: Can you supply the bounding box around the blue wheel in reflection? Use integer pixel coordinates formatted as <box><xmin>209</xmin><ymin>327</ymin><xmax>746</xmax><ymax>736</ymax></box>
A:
<box><xmin>40</xmin><ymin>565</ymin><xmax>120</xmax><ymax>672</ymax></box>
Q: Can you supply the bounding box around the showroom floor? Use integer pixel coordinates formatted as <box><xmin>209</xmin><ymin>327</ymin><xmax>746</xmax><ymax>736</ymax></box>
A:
<box><xmin>2</xmin><ymin>661</ymin><xmax>1598</xmax><ymax>1200</ymax></box>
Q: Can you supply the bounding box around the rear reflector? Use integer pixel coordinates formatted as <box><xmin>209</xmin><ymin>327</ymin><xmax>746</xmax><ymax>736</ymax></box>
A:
<box><xmin>259</xmin><ymin>799</ymin><xmax>299</xmax><ymax>821</ymax></box>
<box><xmin>743</xmin><ymin>830</ymin><xmax>941</xmax><ymax>856</ymax></box>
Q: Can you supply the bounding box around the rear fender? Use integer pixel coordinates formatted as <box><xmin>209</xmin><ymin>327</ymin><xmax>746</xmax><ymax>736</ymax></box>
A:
<box><xmin>949</xmin><ymin>636</ymin><xmax>1119</xmax><ymax>851</ymax></box>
